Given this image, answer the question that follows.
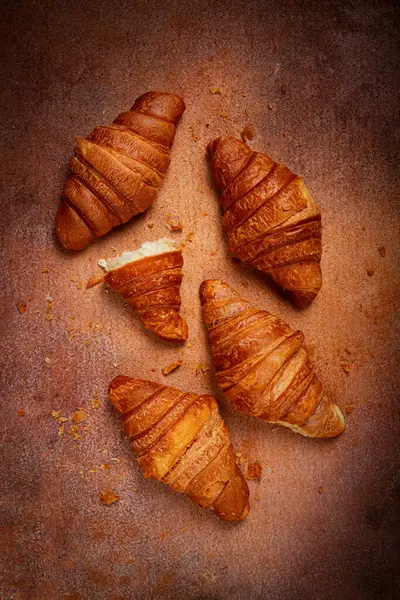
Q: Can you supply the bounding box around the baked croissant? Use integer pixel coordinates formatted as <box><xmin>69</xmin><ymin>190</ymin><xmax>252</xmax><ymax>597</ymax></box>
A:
<box><xmin>92</xmin><ymin>239</ymin><xmax>188</xmax><ymax>342</ymax></box>
<box><xmin>56</xmin><ymin>91</ymin><xmax>185</xmax><ymax>250</ymax></box>
<box><xmin>207</xmin><ymin>136</ymin><xmax>322</xmax><ymax>307</ymax></box>
<box><xmin>200</xmin><ymin>279</ymin><xmax>345</xmax><ymax>438</ymax></box>
<box><xmin>108</xmin><ymin>376</ymin><xmax>250</xmax><ymax>522</ymax></box>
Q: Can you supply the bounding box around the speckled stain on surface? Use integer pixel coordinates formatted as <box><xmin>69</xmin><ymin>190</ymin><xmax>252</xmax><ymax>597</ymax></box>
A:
<box><xmin>0</xmin><ymin>0</ymin><xmax>399</xmax><ymax>599</ymax></box>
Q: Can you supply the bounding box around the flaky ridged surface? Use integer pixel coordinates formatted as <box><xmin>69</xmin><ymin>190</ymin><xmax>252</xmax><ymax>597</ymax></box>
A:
<box><xmin>207</xmin><ymin>136</ymin><xmax>322</xmax><ymax>307</ymax></box>
<box><xmin>103</xmin><ymin>250</ymin><xmax>188</xmax><ymax>342</ymax></box>
<box><xmin>56</xmin><ymin>91</ymin><xmax>185</xmax><ymax>250</ymax></box>
<box><xmin>108</xmin><ymin>376</ymin><xmax>250</xmax><ymax>522</ymax></box>
<box><xmin>200</xmin><ymin>279</ymin><xmax>345</xmax><ymax>438</ymax></box>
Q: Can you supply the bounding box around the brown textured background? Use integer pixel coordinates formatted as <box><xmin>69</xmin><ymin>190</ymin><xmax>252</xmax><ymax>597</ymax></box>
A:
<box><xmin>1</xmin><ymin>0</ymin><xmax>399</xmax><ymax>598</ymax></box>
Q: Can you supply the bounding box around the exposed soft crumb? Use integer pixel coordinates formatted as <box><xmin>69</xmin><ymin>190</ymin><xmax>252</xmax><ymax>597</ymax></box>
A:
<box><xmin>99</xmin><ymin>489</ymin><xmax>120</xmax><ymax>506</ymax></box>
<box><xmin>246</xmin><ymin>461</ymin><xmax>263</xmax><ymax>481</ymax></box>
<box><xmin>147</xmin><ymin>221</ymin><xmax>154</xmax><ymax>229</ymax></box>
<box><xmin>195</xmin><ymin>362</ymin><xmax>210</xmax><ymax>375</ymax></box>
<box><xmin>377</xmin><ymin>246</ymin><xmax>386</xmax><ymax>257</ymax></box>
<box><xmin>91</xmin><ymin>398</ymin><xmax>102</xmax><ymax>409</ymax></box>
<box><xmin>166</xmin><ymin>214</ymin><xmax>184</xmax><ymax>231</ymax></box>
<box><xmin>209</xmin><ymin>87</ymin><xmax>222</xmax><ymax>94</ymax></box>
<box><xmin>16</xmin><ymin>301</ymin><xmax>27</xmax><ymax>313</ymax></box>
<box><xmin>340</xmin><ymin>361</ymin><xmax>351</xmax><ymax>374</ymax></box>
<box><xmin>345</xmin><ymin>404</ymin><xmax>356</xmax><ymax>414</ymax></box>
<box><xmin>186</xmin><ymin>231</ymin><xmax>194</xmax><ymax>243</ymax></box>
<box><xmin>72</xmin><ymin>409</ymin><xmax>88</xmax><ymax>424</ymax></box>
<box><xmin>17</xmin><ymin>409</ymin><xmax>26</xmax><ymax>417</ymax></box>
<box><xmin>241</xmin><ymin>124</ymin><xmax>255</xmax><ymax>142</ymax></box>
<box><xmin>44</xmin><ymin>357</ymin><xmax>51</xmax><ymax>365</ymax></box>
<box><xmin>318</xmin><ymin>486</ymin><xmax>324</xmax><ymax>494</ymax></box>
<box><xmin>162</xmin><ymin>360</ymin><xmax>183</xmax><ymax>375</ymax></box>
<box><xmin>367</xmin><ymin>267</ymin><xmax>375</xmax><ymax>276</ymax></box>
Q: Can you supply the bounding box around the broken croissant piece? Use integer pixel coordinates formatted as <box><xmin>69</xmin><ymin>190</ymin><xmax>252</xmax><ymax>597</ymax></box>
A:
<box><xmin>108</xmin><ymin>376</ymin><xmax>250</xmax><ymax>522</ymax></box>
<box><xmin>200</xmin><ymin>279</ymin><xmax>345</xmax><ymax>438</ymax></box>
<box><xmin>96</xmin><ymin>238</ymin><xmax>188</xmax><ymax>342</ymax></box>
<box><xmin>56</xmin><ymin>91</ymin><xmax>185</xmax><ymax>250</ymax></box>
<box><xmin>207</xmin><ymin>136</ymin><xmax>322</xmax><ymax>307</ymax></box>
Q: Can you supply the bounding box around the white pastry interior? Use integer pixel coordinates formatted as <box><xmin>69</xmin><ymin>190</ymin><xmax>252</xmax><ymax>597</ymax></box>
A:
<box><xmin>98</xmin><ymin>238</ymin><xmax>180</xmax><ymax>272</ymax></box>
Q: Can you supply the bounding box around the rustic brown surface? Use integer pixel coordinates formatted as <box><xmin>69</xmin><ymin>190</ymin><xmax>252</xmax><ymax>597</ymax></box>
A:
<box><xmin>1</xmin><ymin>1</ymin><xmax>399</xmax><ymax>599</ymax></box>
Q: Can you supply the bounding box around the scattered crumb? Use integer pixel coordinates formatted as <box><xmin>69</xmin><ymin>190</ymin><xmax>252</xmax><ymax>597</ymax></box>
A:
<box><xmin>16</xmin><ymin>301</ymin><xmax>27</xmax><ymax>314</ymax></box>
<box><xmin>367</xmin><ymin>267</ymin><xmax>374</xmax><ymax>277</ymax></box>
<box><xmin>219</xmin><ymin>111</ymin><xmax>229</xmax><ymax>118</ymax></box>
<box><xmin>91</xmin><ymin>398</ymin><xmax>102</xmax><ymax>409</ymax></box>
<box><xmin>186</xmin><ymin>231</ymin><xmax>194</xmax><ymax>243</ymax></box>
<box><xmin>208</xmin><ymin>250</ymin><xmax>217</xmax><ymax>256</ymax></box>
<box><xmin>45</xmin><ymin>314</ymin><xmax>54</xmax><ymax>321</ymax></box>
<box><xmin>44</xmin><ymin>357</ymin><xmax>51</xmax><ymax>365</ymax></box>
<box><xmin>195</xmin><ymin>185</ymin><xmax>203</xmax><ymax>193</ymax></box>
<box><xmin>101</xmin><ymin>463</ymin><xmax>111</xmax><ymax>471</ymax></box>
<box><xmin>111</xmin><ymin>457</ymin><xmax>121</xmax><ymax>463</ymax></box>
<box><xmin>72</xmin><ymin>409</ymin><xmax>88</xmax><ymax>424</ymax></box>
<box><xmin>187</xmin><ymin>342</ymin><xmax>193</xmax><ymax>349</ymax></box>
<box><xmin>246</xmin><ymin>461</ymin><xmax>263</xmax><ymax>481</ymax></box>
<box><xmin>318</xmin><ymin>486</ymin><xmax>324</xmax><ymax>494</ymax></box>
<box><xmin>42</xmin><ymin>267</ymin><xmax>49</xmax><ymax>273</ymax></box>
<box><xmin>195</xmin><ymin>362</ymin><xmax>210</xmax><ymax>375</ymax></box>
<box><xmin>377</xmin><ymin>246</ymin><xmax>386</xmax><ymax>257</ymax></box>
<box><xmin>58</xmin><ymin>425</ymin><xmax>65</xmax><ymax>437</ymax></box>
<box><xmin>112</xmin><ymin>362</ymin><xmax>118</xmax><ymax>368</ymax></box>
<box><xmin>99</xmin><ymin>489</ymin><xmax>120</xmax><ymax>506</ymax></box>
<box><xmin>27</xmin><ymin>295</ymin><xmax>34</xmax><ymax>302</ymax></box>
<box><xmin>162</xmin><ymin>360</ymin><xmax>182</xmax><ymax>376</ymax></box>
<box><xmin>241</xmin><ymin>124</ymin><xmax>255</xmax><ymax>142</ymax></box>
<box><xmin>166</xmin><ymin>214</ymin><xmax>184</xmax><ymax>232</ymax></box>
<box><xmin>17</xmin><ymin>409</ymin><xmax>26</xmax><ymax>417</ymax></box>
<box><xmin>70</xmin><ymin>276</ymin><xmax>77</xmax><ymax>282</ymax></box>
<box><xmin>76</xmin><ymin>281</ymin><xmax>83</xmax><ymax>290</ymax></box>
<box><xmin>345</xmin><ymin>404</ymin><xmax>356</xmax><ymax>415</ymax></box>
<box><xmin>340</xmin><ymin>361</ymin><xmax>351</xmax><ymax>374</ymax></box>
<box><xmin>203</xmin><ymin>211</ymin><xmax>209</xmax><ymax>217</ymax></box>
<box><xmin>51</xmin><ymin>410</ymin><xmax>61</xmax><ymax>419</ymax></box>
<box><xmin>58</xmin><ymin>417</ymin><xmax>68</xmax><ymax>424</ymax></box>
<box><xmin>266</xmin><ymin>102</ymin><xmax>275</xmax><ymax>110</ymax></box>
<box><xmin>344</xmin><ymin>348</ymin><xmax>352</xmax><ymax>355</ymax></box>
<box><xmin>209</xmin><ymin>87</ymin><xmax>222</xmax><ymax>94</ymax></box>
<box><xmin>147</xmin><ymin>221</ymin><xmax>154</xmax><ymax>229</ymax></box>
<box><xmin>254</xmin><ymin>494</ymin><xmax>260</xmax><ymax>501</ymax></box>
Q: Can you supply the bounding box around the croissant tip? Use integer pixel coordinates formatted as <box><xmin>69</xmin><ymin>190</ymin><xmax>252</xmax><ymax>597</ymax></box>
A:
<box><xmin>206</xmin><ymin>138</ymin><xmax>222</xmax><ymax>159</ymax></box>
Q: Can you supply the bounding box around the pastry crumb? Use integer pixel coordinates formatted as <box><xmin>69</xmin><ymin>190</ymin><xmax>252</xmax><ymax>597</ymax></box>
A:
<box><xmin>99</xmin><ymin>489</ymin><xmax>120</xmax><ymax>506</ymax></box>
<box><xmin>266</xmin><ymin>102</ymin><xmax>275</xmax><ymax>110</ymax></box>
<box><xmin>186</xmin><ymin>231</ymin><xmax>195</xmax><ymax>243</ymax></box>
<box><xmin>91</xmin><ymin>398</ymin><xmax>101</xmax><ymax>409</ymax></box>
<box><xmin>345</xmin><ymin>404</ymin><xmax>356</xmax><ymax>414</ymax></box>
<box><xmin>166</xmin><ymin>214</ymin><xmax>184</xmax><ymax>231</ymax></box>
<box><xmin>241</xmin><ymin>124</ymin><xmax>255</xmax><ymax>142</ymax></box>
<box><xmin>318</xmin><ymin>486</ymin><xmax>324</xmax><ymax>494</ymax></box>
<box><xmin>246</xmin><ymin>461</ymin><xmax>263</xmax><ymax>481</ymax></box>
<box><xmin>366</xmin><ymin>267</ymin><xmax>374</xmax><ymax>276</ymax></box>
<box><xmin>377</xmin><ymin>246</ymin><xmax>386</xmax><ymax>257</ymax></box>
<box><xmin>187</xmin><ymin>342</ymin><xmax>193</xmax><ymax>349</ymax></box>
<box><xmin>340</xmin><ymin>361</ymin><xmax>351</xmax><ymax>374</ymax></box>
<box><xmin>162</xmin><ymin>360</ymin><xmax>182</xmax><ymax>375</ymax></box>
<box><xmin>16</xmin><ymin>301</ymin><xmax>27</xmax><ymax>313</ymax></box>
<box><xmin>209</xmin><ymin>87</ymin><xmax>222</xmax><ymax>94</ymax></box>
<box><xmin>147</xmin><ymin>221</ymin><xmax>154</xmax><ymax>229</ymax></box>
<box><xmin>72</xmin><ymin>409</ymin><xmax>88</xmax><ymax>424</ymax></box>
<box><xmin>44</xmin><ymin>357</ymin><xmax>51</xmax><ymax>365</ymax></box>
<box><xmin>17</xmin><ymin>409</ymin><xmax>26</xmax><ymax>417</ymax></box>
<box><xmin>195</xmin><ymin>362</ymin><xmax>210</xmax><ymax>375</ymax></box>
<box><xmin>220</xmin><ymin>111</ymin><xmax>229</xmax><ymax>118</ymax></box>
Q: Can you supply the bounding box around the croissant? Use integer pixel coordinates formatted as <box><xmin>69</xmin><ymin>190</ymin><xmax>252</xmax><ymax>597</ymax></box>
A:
<box><xmin>92</xmin><ymin>238</ymin><xmax>188</xmax><ymax>342</ymax></box>
<box><xmin>207</xmin><ymin>136</ymin><xmax>322</xmax><ymax>307</ymax></box>
<box><xmin>56</xmin><ymin>91</ymin><xmax>185</xmax><ymax>250</ymax></box>
<box><xmin>200</xmin><ymin>279</ymin><xmax>345</xmax><ymax>438</ymax></box>
<box><xmin>108</xmin><ymin>376</ymin><xmax>250</xmax><ymax>522</ymax></box>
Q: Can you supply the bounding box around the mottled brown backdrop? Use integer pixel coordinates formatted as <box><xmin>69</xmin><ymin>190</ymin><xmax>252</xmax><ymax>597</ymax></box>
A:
<box><xmin>1</xmin><ymin>0</ymin><xmax>399</xmax><ymax>599</ymax></box>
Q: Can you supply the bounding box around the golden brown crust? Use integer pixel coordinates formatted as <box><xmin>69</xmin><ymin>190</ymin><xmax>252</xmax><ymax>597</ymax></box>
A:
<box><xmin>200</xmin><ymin>279</ymin><xmax>345</xmax><ymax>439</ymax></box>
<box><xmin>103</xmin><ymin>250</ymin><xmax>188</xmax><ymax>343</ymax></box>
<box><xmin>108</xmin><ymin>376</ymin><xmax>250</xmax><ymax>522</ymax></box>
<box><xmin>56</xmin><ymin>91</ymin><xmax>185</xmax><ymax>250</ymax></box>
<box><xmin>207</xmin><ymin>136</ymin><xmax>322</xmax><ymax>307</ymax></box>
